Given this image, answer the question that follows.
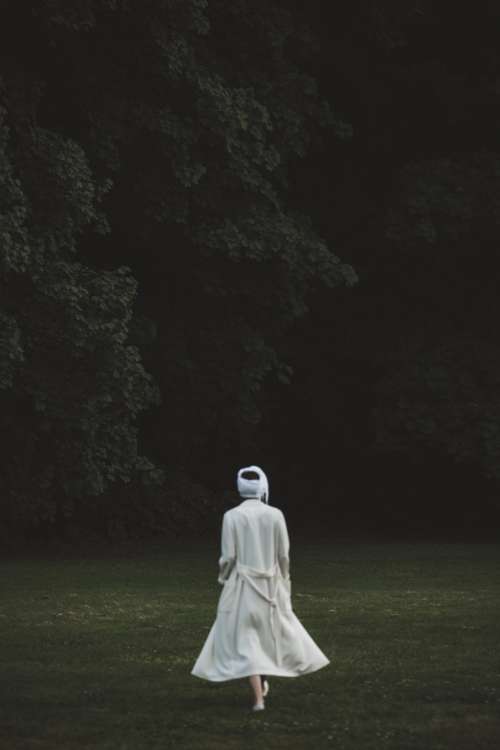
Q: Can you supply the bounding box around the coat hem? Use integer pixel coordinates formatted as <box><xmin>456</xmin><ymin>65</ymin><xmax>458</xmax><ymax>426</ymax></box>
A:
<box><xmin>190</xmin><ymin>658</ymin><xmax>330</xmax><ymax>682</ymax></box>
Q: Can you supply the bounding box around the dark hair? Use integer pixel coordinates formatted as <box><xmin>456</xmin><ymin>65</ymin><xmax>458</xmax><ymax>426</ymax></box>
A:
<box><xmin>241</xmin><ymin>471</ymin><xmax>260</xmax><ymax>480</ymax></box>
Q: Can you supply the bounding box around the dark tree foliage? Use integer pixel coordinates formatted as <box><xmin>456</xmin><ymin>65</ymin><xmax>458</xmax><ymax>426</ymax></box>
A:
<box><xmin>256</xmin><ymin>0</ymin><xmax>500</xmax><ymax>535</ymax></box>
<box><xmin>0</xmin><ymin>0</ymin><xmax>354</xmax><ymax>537</ymax></box>
<box><xmin>0</xmin><ymin>89</ymin><xmax>160</xmax><ymax>532</ymax></box>
<box><xmin>2</xmin><ymin>0</ymin><xmax>500</xmax><ymax>540</ymax></box>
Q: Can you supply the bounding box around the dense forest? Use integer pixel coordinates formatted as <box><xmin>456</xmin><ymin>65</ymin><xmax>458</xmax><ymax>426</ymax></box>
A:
<box><xmin>1</xmin><ymin>0</ymin><xmax>500</xmax><ymax>542</ymax></box>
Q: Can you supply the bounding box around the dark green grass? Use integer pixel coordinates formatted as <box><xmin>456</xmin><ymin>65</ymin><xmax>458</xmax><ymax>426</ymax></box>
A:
<box><xmin>1</xmin><ymin>542</ymin><xmax>500</xmax><ymax>749</ymax></box>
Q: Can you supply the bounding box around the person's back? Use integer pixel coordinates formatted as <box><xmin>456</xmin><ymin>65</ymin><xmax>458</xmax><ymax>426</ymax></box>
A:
<box><xmin>226</xmin><ymin>500</ymin><xmax>289</xmax><ymax>579</ymax></box>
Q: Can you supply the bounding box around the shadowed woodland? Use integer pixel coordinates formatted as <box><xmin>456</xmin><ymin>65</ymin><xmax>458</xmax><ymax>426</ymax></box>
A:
<box><xmin>2</xmin><ymin>1</ymin><xmax>500</xmax><ymax>543</ymax></box>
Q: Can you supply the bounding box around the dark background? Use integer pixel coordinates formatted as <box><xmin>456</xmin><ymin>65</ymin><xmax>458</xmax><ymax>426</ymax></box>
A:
<box><xmin>1</xmin><ymin>1</ymin><xmax>500</xmax><ymax>544</ymax></box>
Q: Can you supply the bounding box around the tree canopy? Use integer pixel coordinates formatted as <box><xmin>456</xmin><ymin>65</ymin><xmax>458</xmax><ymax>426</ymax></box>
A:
<box><xmin>1</xmin><ymin>1</ymin><xmax>500</xmax><ymax>540</ymax></box>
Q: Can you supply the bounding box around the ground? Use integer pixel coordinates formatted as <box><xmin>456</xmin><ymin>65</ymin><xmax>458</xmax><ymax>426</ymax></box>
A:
<box><xmin>1</xmin><ymin>541</ymin><xmax>499</xmax><ymax>749</ymax></box>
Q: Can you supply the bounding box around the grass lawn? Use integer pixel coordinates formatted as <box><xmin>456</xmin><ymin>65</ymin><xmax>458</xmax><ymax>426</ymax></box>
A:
<box><xmin>1</xmin><ymin>541</ymin><xmax>500</xmax><ymax>750</ymax></box>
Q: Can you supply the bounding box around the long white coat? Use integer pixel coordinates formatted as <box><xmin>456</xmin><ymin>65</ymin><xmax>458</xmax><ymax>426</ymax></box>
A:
<box><xmin>191</xmin><ymin>498</ymin><xmax>330</xmax><ymax>681</ymax></box>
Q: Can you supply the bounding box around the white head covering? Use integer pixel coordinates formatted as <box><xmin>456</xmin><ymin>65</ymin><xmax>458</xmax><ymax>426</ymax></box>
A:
<box><xmin>237</xmin><ymin>465</ymin><xmax>269</xmax><ymax>504</ymax></box>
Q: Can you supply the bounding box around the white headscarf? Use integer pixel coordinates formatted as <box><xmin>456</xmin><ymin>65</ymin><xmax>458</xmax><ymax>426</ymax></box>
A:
<box><xmin>237</xmin><ymin>465</ymin><xmax>269</xmax><ymax>504</ymax></box>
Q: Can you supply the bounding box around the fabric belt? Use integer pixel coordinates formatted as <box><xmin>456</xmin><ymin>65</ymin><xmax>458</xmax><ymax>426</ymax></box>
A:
<box><xmin>235</xmin><ymin>561</ymin><xmax>282</xmax><ymax>666</ymax></box>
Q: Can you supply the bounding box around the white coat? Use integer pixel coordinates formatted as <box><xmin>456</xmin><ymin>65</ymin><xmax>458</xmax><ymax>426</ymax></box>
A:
<box><xmin>191</xmin><ymin>498</ymin><xmax>330</xmax><ymax>681</ymax></box>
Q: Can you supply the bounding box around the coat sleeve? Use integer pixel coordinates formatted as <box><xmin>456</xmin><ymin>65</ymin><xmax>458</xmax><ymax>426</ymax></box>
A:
<box><xmin>277</xmin><ymin>511</ymin><xmax>291</xmax><ymax>581</ymax></box>
<box><xmin>217</xmin><ymin>512</ymin><xmax>236</xmax><ymax>585</ymax></box>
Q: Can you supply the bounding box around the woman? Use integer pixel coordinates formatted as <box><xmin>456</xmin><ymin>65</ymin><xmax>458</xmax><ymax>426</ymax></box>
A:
<box><xmin>191</xmin><ymin>465</ymin><xmax>330</xmax><ymax>711</ymax></box>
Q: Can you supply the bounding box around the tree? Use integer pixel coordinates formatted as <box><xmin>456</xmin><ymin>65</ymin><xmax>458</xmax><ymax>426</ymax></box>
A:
<box><xmin>0</xmin><ymin>83</ymin><xmax>159</xmax><ymax>532</ymax></box>
<box><xmin>0</xmin><ymin>0</ymin><xmax>355</xmax><ymax>533</ymax></box>
<box><xmin>25</xmin><ymin>0</ymin><xmax>355</xmax><ymax>478</ymax></box>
